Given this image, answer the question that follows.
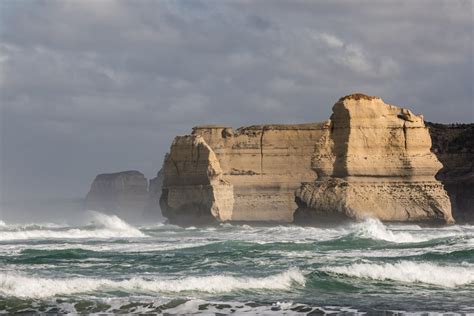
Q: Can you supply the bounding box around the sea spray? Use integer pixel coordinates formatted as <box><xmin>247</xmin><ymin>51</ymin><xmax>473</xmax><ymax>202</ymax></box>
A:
<box><xmin>353</xmin><ymin>217</ymin><xmax>428</xmax><ymax>243</ymax></box>
<box><xmin>86</xmin><ymin>210</ymin><xmax>145</xmax><ymax>236</ymax></box>
<box><xmin>0</xmin><ymin>211</ymin><xmax>146</xmax><ymax>241</ymax></box>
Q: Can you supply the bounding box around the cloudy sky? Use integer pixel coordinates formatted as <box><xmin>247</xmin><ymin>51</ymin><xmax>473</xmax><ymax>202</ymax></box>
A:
<box><xmin>0</xmin><ymin>0</ymin><xmax>472</xmax><ymax>203</ymax></box>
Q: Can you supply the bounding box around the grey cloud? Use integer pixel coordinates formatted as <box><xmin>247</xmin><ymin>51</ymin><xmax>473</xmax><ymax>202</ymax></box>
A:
<box><xmin>0</xmin><ymin>0</ymin><xmax>472</xmax><ymax>204</ymax></box>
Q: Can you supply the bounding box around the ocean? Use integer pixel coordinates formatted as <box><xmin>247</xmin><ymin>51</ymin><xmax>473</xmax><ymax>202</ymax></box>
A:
<box><xmin>0</xmin><ymin>211</ymin><xmax>473</xmax><ymax>315</ymax></box>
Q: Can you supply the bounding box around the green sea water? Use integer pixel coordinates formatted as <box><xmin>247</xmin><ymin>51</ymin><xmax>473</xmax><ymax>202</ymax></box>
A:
<box><xmin>0</xmin><ymin>211</ymin><xmax>473</xmax><ymax>315</ymax></box>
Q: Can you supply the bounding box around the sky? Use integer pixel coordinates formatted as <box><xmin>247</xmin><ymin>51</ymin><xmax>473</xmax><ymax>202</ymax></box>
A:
<box><xmin>0</xmin><ymin>0</ymin><xmax>473</xmax><ymax>204</ymax></box>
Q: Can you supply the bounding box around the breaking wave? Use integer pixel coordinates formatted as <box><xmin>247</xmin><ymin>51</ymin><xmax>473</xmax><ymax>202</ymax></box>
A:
<box><xmin>353</xmin><ymin>218</ymin><xmax>428</xmax><ymax>243</ymax></box>
<box><xmin>0</xmin><ymin>211</ymin><xmax>146</xmax><ymax>241</ymax></box>
<box><xmin>323</xmin><ymin>261</ymin><xmax>474</xmax><ymax>287</ymax></box>
<box><xmin>0</xmin><ymin>268</ymin><xmax>305</xmax><ymax>298</ymax></box>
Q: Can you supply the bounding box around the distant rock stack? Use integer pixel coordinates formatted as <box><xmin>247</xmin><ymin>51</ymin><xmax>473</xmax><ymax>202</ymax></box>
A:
<box><xmin>160</xmin><ymin>93</ymin><xmax>454</xmax><ymax>224</ymax></box>
<box><xmin>295</xmin><ymin>94</ymin><xmax>453</xmax><ymax>223</ymax></box>
<box><xmin>85</xmin><ymin>170</ymin><xmax>149</xmax><ymax>222</ymax></box>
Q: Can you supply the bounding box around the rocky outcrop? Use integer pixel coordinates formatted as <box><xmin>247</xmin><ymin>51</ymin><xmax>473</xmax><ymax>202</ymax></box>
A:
<box><xmin>295</xmin><ymin>94</ymin><xmax>453</xmax><ymax>223</ymax></box>
<box><xmin>85</xmin><ymin>170</ymin><xmax>149</xmax><ymax>222</ymax></box>
<box><xmin>160</xmin><ymin>124</ymin><xmax>326</xmax><ymax>223</ymax></box>
<box><xmin>427</xmin><ymin>122</ymin><xmax>474</xmax><ymax>222</ymax></box>
<box><xmin>160</xmin><ymin>135</ymin><xmax>235</xmax><ymax>224</ymax></box>
<box><xmin>160</xmin><ymin>93</ymin><xmax>454</xmax><ymax>224</ymax></box>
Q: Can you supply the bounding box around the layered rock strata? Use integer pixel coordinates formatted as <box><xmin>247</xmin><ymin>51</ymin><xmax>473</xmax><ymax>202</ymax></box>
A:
<box><xmin>85</xmin><ymin>170</ymin><xmax>149</xmax><ymax>222</ymax></box>
<box><xmin>295</xmin><ymin>94</ymin><xmax>453</xmax><ymax>223</ymax></box>
<box><xmin>160</xmin><ymin>124</ymin><xmax>326</xmax><ymax>223</ymax></box>
<box><xmin>427</xmin><ymin>122</ymin><xmax>474</xmax><ymax>222</ymax></box>
<box><xmin>160</xmin><ymin>135</ymin><xmax>235</xmax><ymax>224</ymax></box>
<box><xmin>161</xmin><ymin>94</ymin><xmax>454</xmax><ymax>224</ymax></box>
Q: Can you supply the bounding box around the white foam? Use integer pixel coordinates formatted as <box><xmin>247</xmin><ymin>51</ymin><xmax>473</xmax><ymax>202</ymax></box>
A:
<box><xmin>353</xmin><ymin>218</ymin><xmax>428</xmax><ymax>243</ymax></box>
<box><xmin>0</xmin><ymin>211</ymin><xmax>146</xmax><ymax>241</ymax></box>
<box><xmin>0</xmin><ymin>268</ymin><xmax>305</xmax><ymax>298</ymax></box>
<box><xmin>138</xmin><ymin>222</ymin><xmax>167</xmax><ymax>229</ymax></box>
<box><xmin>323</xmin><ymin>261</ymin><xmax>474</xmax><ymax>287</ymax></box>
<box><xmin>219</xmin><ymin>223</ymin><xmax>253</xmax><ymax>230</ymax></box>
<box><xmin>0</xmin><ymin>220</ymin><xmax>5</xmax><ymax>227</ymax></box>
<box><xmin>273</xmin><ymin>301</ymin><xmax>294</xmax><ymax>310</ymax></box>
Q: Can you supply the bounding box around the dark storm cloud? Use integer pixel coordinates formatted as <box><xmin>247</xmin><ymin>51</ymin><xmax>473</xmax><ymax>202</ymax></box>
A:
<box><xmin>0</xmin><ymin>0</ymin><xmax>472</xmax><ymax>201</ymax></box>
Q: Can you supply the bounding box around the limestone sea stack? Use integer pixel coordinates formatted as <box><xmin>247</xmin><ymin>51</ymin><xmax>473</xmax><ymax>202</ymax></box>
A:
<box><xmin>295</xmin><ymin>94</ymin><xmax>453</xmax><ymax>224</ymax></box>
<box><xmin>160</xmin><ymin>94</ymin><xmax>454</xmax><ymax>224</ymax></box>
<box><xmin>160</xmin><ymin>124</ymin><xmax>325</xmax><ymax>224</ymax></box>
<box><xmin>85</xmin><ymin>170</ymin><xmax>149</xmax><ymax>222</ymax></box>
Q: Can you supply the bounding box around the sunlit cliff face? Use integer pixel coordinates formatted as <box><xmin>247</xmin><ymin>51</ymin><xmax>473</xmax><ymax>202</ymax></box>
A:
<box><xmin>159</xmin><ymin>94</ymin><xmax>454</xmax><ymax>225</ymax></box>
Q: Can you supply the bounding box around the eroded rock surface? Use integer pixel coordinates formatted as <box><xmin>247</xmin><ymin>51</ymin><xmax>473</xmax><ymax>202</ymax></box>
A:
<box><xmin>295</xmin><ymin>94</ymin><xmax>453</xmax><ymax>223</ymax></box>
<box><xmin>160</xmin><ymin>124</ymin><xmax>326</xmax><ymax>223</ymax></box>
<box><xmin>160</xmin><ymin>135</ymin><xmax>234</xmax><ymax>224</ymax></box>
<box><xmin>161</xmin><ymin>94</ymin><xmax>454</xmax><ymax>224</ymax></box>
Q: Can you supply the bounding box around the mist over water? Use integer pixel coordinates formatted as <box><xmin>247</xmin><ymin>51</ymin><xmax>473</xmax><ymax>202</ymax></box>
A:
<box><xmin>0</xmin><ymin>211</ymin><xmax>473</xmax><ymax>314</ymax></box>
<box><xmin>0</xmin><ymin>197</ymin><xmax>86</xmax><ymax>225</ymax></box>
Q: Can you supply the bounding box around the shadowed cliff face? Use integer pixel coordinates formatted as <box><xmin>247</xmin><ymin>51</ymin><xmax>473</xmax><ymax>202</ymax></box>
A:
<box><xmin>427</xmin><ymin>122</ymin><xmax>474</xmax><ymax>222</ymax></box>
<box><xmin>144</xmin><ymin>169</ymin><xmax>164</xmax><ymax>221</ymax></box>
<box><xmin>330</xmin><ymin>104</ymin><xmax>351</xmax><ymax>178</ymax></box>
<box><xmin>160</xmin><ymin>94</ymin><xmax>455</xmax><ymax>225</ymax></box>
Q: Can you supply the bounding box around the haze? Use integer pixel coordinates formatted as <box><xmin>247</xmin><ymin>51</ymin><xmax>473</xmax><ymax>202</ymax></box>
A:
<box><xmin>0</xmin><ymin>0</ymin><xmax>472</xmax><ymax>221</ymax></box>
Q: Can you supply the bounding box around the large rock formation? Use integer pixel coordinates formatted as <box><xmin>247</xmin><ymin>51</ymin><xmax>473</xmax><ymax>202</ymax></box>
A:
<box><xmin>160</xmin><ymin>135</ymin><xmax>235</xmax><ymax>224</ymax></box>
<box><xmin>85</xmin><ymin>170</ymin><xmax>149</xmax><ymax>222</ymax></box>
<box><xmin>160</xmin><ymin>123</ymin><xmax>326</xmax><ymax>223</ymax></box>
<box><xmin>295</xmin><ymin>94</ymin><xmax>453</xmax><ymax>224</ymax></box>
<box><xmin>427</xmin><ymin>122</ymin><xmax>474</xmax><ymax>222</ymax></box>
<box><xmin>161</xmin><ymin>93</ymin><xmax>454</xmax><ymax>224</ymax></box>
